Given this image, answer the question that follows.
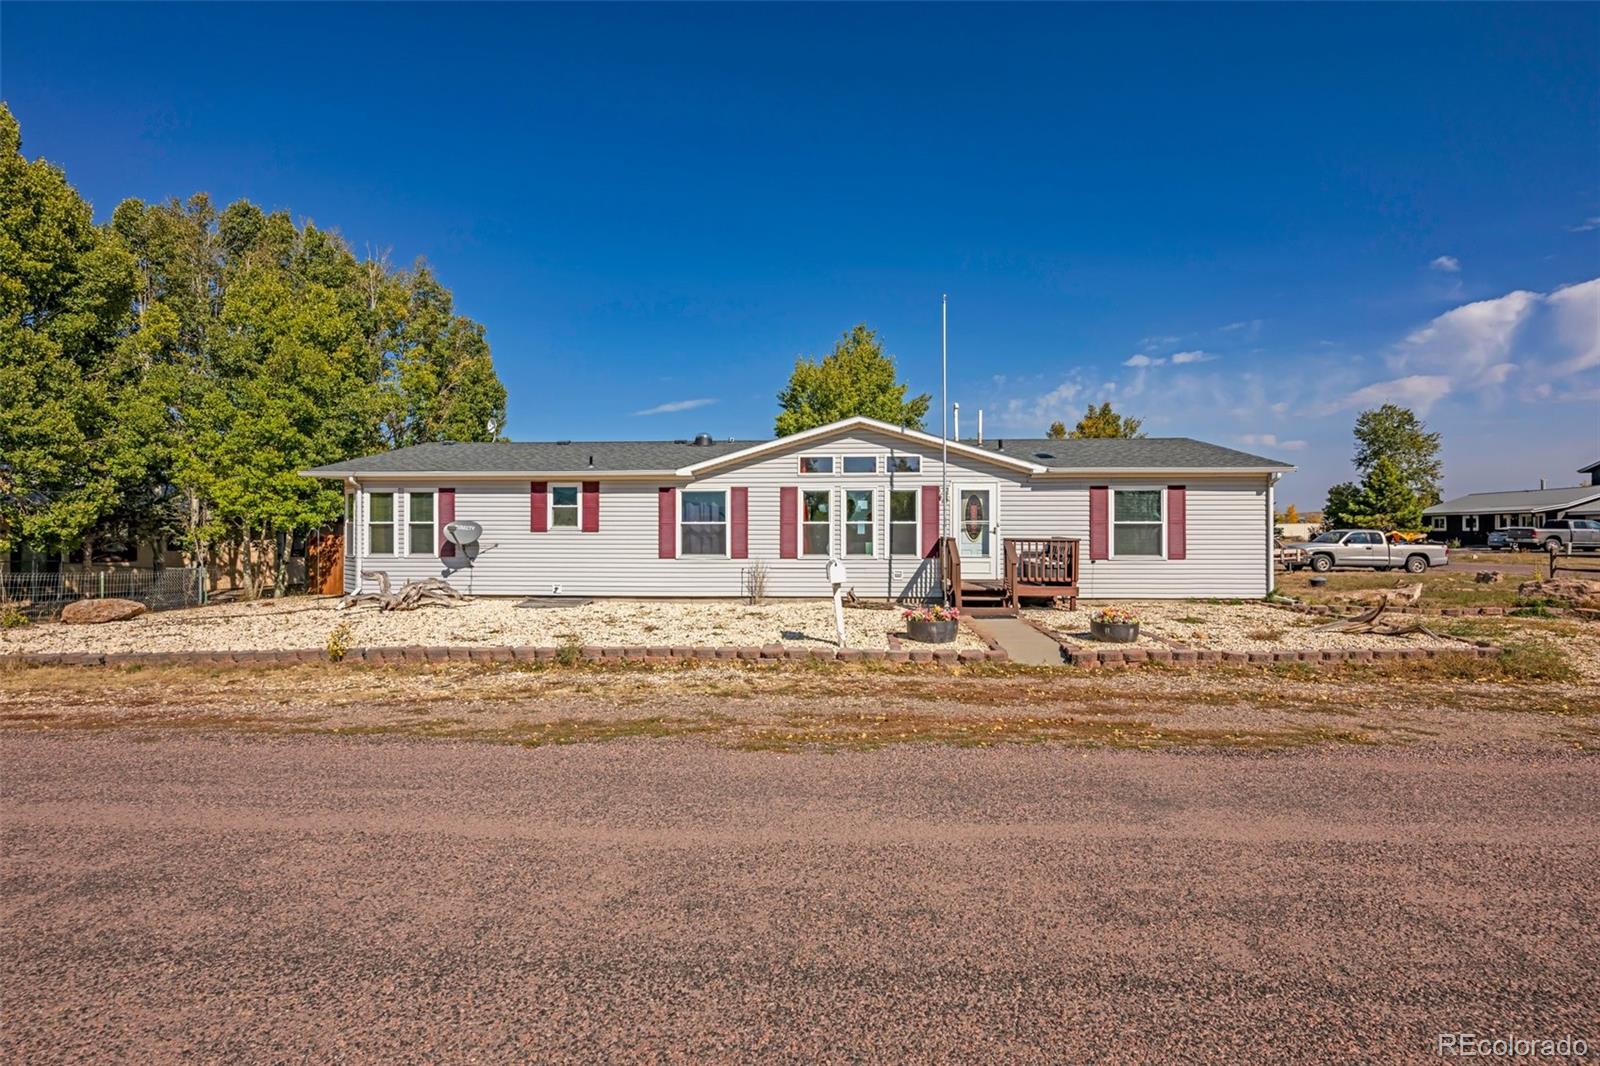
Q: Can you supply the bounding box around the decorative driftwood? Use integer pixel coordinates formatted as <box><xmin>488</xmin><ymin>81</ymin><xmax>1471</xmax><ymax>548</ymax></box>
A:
<box><xmin>1311</xmin><ymin>599</ymin><xmax>1467</xmax><ymax>640</ymax></box>
<box><xmin>337</xmin><ymin>572</ymin><xmax>468</xmax><ymax>612</ymax></box>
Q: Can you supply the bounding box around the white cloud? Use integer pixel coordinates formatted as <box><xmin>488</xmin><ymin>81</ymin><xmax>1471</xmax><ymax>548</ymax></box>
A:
<box><xmin>632</xmin><ymin>397</ymin><xmax>717</xmax><ymax>416</ymax></box>
<box><xmin>1170</xmin><ymin>350</ymin><xmax>1214</xmax><ymax>365</ymax></box>
<box><xmin>1237</xmin><ymin>433</ymin><xmax>1307</xmax><ymax>451</ymax></box>
<box><xmin>1429</xmin><ymin>255</ymin><xmax>1461</xmax><ymax>273</ymax></box>
<box><xmin>1333</xmin><ymin>374</ymin><xmax>1454</xmax><ymax>414</ymax></box>
<box><xmin>1124</xmin><ymin>353</ymin><xmax>1165</xmax><ymax>367</ymax></box>
<box><xmin>1546</xmin><ymin>278</ymin><xmax>1600</xmax><ymax>377</ymax></box>
<box><xmin>996</xmin><ymin>377</ymin><xmax>1085</xmax><ymax>432</ymax></box>
<box><xmin>1571</xmin><ymin>217</ymin><xmax>1600</xmax><ymax>233</ymax></box>
<box><xmin>1394</xmin><ymin>288</ymin><xmax>1541</xmax><ymax>392</ymax></box>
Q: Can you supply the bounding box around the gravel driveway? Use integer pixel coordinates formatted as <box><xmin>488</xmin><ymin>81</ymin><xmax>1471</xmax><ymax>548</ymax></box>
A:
<box><xmin>3</xmin><ymin>734</ymin><xmax>1595</xmax><ymax>1063</ymax></box>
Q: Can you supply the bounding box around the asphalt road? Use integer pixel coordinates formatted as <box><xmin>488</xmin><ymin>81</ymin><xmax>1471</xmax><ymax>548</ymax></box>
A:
<box><xmin>3</xmin><ymin>734</ymin><xmax>1597</xmax><ymax>1063</ymax></box>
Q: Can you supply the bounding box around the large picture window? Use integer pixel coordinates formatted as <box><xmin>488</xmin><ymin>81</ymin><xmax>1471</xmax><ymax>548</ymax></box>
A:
<box><xmin>845</xmin><ymin>490</ymin><xmax>875</xmax><ymax>556</ymax></box>
<box><xmin>368</xmin><ymin>492</ymin><xmax>395</xmax><ymax>554</ymax></box>
<box><xmin>550</xmin><ymin>484</ymin><xmax>580</xmax><ymax>528</ymax></box>
<box><xmin>890</xmin><ymin>489</ymin><xmax>918</xmax><ymax>556</ymax></box>
<box><xmin>408</xmin><ymin>491</ymin><xmax>435</xmax><ymax>555</ymax></box>
<box><xmin>1112</xmin><ymin>489</ymin><xmax>1162</xmax><ymax>557</ymax></box>
<box><xmin>802</xmin><ymin>490</ymin><xmax>831</xmax><ymax>556</ymax></box>
<box><xmin>681</xmin><ymin>490</ymin><xmax>727</xmax><ymax>556</ymax></box>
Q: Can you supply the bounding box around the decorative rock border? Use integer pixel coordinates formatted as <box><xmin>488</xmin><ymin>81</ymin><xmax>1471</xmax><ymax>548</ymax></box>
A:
<box><xmin>0</xmin><ymin>642</ymin><xmax>1009</xmax><ymax>670</ymax></box>
<box><xmin>1064</xmin><ymin>641</ymin><xmax>1503</xmax><ymax>669</ymax></box>
<box><xmin>1264</xmin><ymin>600</ymin><xmax>1594</xmax><ymax>620</ymax></box>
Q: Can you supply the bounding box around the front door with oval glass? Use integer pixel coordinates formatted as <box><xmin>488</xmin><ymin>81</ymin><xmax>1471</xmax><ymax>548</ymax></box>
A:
<box><xmin>954</xmin><ymin>485</ymin><xmax>997</xmax><ymax>579</ymax></box>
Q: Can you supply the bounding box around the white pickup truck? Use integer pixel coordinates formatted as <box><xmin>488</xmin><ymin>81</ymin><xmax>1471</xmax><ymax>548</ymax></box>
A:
<box><xmin>1284</xmin><ymin>529</ymin><xmax>1451</xmax><ymax>574</ymax></box>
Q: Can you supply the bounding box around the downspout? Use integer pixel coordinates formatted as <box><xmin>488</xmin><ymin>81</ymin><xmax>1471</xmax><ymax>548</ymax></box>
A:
<box><xmin>1266</xmin><ymin>473</ymin><xmax>1279</xmax><ymax>597</ymax></box>
<box><xmin>347</xmin><ymin>476</ymin><xmax>363</xmax><ymax>596</ymax></box>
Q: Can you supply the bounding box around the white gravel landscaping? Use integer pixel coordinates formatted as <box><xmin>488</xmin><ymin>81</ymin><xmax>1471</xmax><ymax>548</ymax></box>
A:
<box><xmin>1</xmin><ymin>597</ymin><xmax>990</xmax><ymax>655</ymax></box>
<box><xmin>1022</xmin><ymin>600</ymin><xmax>1470</xmax><ymax>654</ymax></box>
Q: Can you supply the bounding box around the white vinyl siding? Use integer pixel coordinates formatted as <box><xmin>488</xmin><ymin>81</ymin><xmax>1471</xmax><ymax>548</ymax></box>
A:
<box><xmin>341</xmin><ymin>429</ymin><xmax>1274</xmax><ymax>600</ymax></box>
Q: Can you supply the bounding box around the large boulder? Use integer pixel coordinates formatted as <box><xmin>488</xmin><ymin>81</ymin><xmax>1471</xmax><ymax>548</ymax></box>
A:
<box><xmin>60</xmin><ymin>598</ymin><xmax>147</xmax><ymax>624</ymax></box>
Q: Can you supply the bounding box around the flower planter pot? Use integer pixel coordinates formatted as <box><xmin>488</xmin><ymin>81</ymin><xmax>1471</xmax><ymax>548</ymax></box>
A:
<box><xmin>906</xmin><ymin>618</ymin><xmax>959</xmax><ymax>644</ymax></box>
<box><xmin>1089</xmin><ymin>619</ymin><xmax>1140</xmax><ymax>643</ymax></box>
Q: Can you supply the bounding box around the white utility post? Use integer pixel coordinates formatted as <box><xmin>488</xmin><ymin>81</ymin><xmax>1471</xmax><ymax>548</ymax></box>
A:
<box><xmin>826</xmin><ymin>557</ymin><xmax>848</xmax><ymax>648</ymax></box>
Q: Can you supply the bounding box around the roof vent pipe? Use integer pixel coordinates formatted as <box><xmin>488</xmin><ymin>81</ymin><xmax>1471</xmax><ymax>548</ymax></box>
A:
<box><xmin>588</xmin><ymin>455</ymin><xmax>595</xmax><ymax>468</ymax></box>
<box><xmin>977</xmin><ymin>409</ymin><xmax>983</xmax><ymax>445</ymax></box>
<box><xmin>953</xmin><ymin>403</ymin><xmax>960</xmax><ymax>443</ymax></box>
<box><xmin>1540</xmin><ymin>477</ymin><xmax>1546</xmax><ymax>490</ymax></box>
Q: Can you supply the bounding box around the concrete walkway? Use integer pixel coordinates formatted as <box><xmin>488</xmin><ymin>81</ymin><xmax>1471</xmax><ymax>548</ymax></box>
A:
<box><xmin>967</xmin><ymin>616</ymin><xmax>1065</xmax><ymax>666</ymax></box>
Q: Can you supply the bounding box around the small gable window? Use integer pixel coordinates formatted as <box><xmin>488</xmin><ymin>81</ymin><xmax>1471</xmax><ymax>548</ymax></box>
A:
<box><xmin>799</xmin><ymin>456</ymin><xmax>833</xmax><ymax>474</ymax></box>
<box><xmin>891</xmin><ymin>456</ymin><xmax>921</xmax><ymax>473</ymax></box>
<box><xmin>842</xmin><ymin>456</ymin><xmax>876</xmax><ymax>474</ymax></box>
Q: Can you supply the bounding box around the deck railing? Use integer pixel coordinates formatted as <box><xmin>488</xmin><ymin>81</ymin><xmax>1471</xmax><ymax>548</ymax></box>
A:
<box><xmin>1003</xmin><ymin>537</ymin><xmax>1080</xmax><ymax>609</ymax></box>
<box><xmin>936</xmin><ymin>535</ymin><xmax>1079</xmax><ymax>610</ymax></box>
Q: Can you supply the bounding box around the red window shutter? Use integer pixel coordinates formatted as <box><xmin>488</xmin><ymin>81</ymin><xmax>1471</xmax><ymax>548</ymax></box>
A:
<box><xmin>658</xmin><ymin>487</ymin><xmax>677</xmax><ymax>559</ymax></box>
<box><xmin>779</xmin><ymin>486</ymin><xmax>798</xmax><ymax>559</ymax></box>
<box><xmin>582</xmin><ymin>481</ymin><xmax>600</xmax><ymax>532</ymax></box>
<box><xmin>920</xmin><ymin>484</ymin><xmax>941</xmax><ymax>557</ymax></box>
<box><xmin>1167</xmin><ymin>485</ymin><xmax>1187</xmax><ymax>560</ymax></box>
<box><xmin>1089</xmin><ymin>486</ymin><xmax>1109</xmax><ymax>560</ymax></box>
<box><xmin>439</xmin><ymin>487</ymin><xmax>456</xmax><ymax>558</ymax></box>
<box><xmin>530</xmin><ymin>481</ymin><xmax>548</xmax><ymax>533</ymax></box>
<box><xmin>730</xmin><ymin>487</ymin><xmax>749</xmax><ymax>559</ymax></box>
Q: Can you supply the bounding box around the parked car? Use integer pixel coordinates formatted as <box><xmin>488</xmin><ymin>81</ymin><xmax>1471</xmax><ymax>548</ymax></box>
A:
<box><xmin>1532</xmin><ymin>518</ymin><xmax>1600</xmax><ymax>553</ymax></box>
<box><xmin>1284</xmin><ymin>529</ymin><xmax>1451</xmax><ymax>574</ymax></box>
<box><xmin>1486</xmin><ymin>527</ymin><xmax>1538</xmax><ymax>550</ymax></box>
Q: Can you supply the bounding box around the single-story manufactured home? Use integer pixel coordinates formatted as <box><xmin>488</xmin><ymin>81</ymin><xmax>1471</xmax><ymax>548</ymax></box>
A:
<box><xmin>1421</xmin><ymin>461</ymin><xmax>1600</xmax><ymax>546</ymax></box>
<box><xmin>303</xmin><ymin>417</ymin><xmax>1293</xmax><ymax>605</ymax></box>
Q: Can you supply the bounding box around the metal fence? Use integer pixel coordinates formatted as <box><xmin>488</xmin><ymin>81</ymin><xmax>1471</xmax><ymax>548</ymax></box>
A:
<box><xmin>0</xmin><ymin>567</ymin><xmax>207</xmax><ymax>619</ymax></box>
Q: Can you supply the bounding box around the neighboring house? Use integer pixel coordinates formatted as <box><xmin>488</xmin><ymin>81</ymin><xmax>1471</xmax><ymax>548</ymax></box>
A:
<box><xmin>1422</xmin><ymin>461</ymin><xmax>1600</xmax><ymax>545</ymax></box>
<box><xmin>1278</xmin><ymin>512</ymin><xmax>1323</xmax><ymax>541</ymax></box>
<box><xmin>302</xmin><ymin>416</ymin><xmax>1293</xmax><ymax>602</ymax></box>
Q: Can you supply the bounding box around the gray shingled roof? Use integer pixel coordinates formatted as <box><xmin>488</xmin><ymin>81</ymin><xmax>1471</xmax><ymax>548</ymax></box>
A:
<box><xmin>1423</xmin><ymin>485</ymin><xmax>1600</xmax><ymax>516</ymax></box>
<box><xmin>304</xmin><ymin>439</ymin><xmax>760</xmax><ymax>476</ymax></box>
<box><xmin>964</xmin><ymin>437</ymin><xmax>1291</xmax><ymax>470</ymax></box>
<box><xmin>303</xmin><ymin>432</ymin><xmax>1292</xmax><ymax>477</ymax></box>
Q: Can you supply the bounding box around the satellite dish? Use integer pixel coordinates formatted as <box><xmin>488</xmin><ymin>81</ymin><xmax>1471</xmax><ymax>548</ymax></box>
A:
<box><xmin>444</xmin><ymin>520</ymin><xmax>482</xmax><ymax>546</ymax></box>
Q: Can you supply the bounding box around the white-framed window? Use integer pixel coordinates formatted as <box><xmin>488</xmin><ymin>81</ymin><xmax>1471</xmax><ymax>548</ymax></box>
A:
<box><xmin>845</xmin><ymin>489</ymin><xmax>875</xmax><ymax>557</ymax></box>
<box><xmin>1430</xmin><ymin>515</ymin><xmax>1447</xmax><ymax>532</ymax></box>
<box><xmin>1111</xmin><ymin>488</ymin><xmax>1163</xmax><ymax>558</ymax></box>
<box><xmin>1495</xmin><ymin>514</ymin><xmax>1510</xmax><ymax>530</ymax></box>
<box><xmin>801</xmin><ymin>489</ymin><xmax>831</xmax><ymax>557</ymax></box>
<box><xmin>680</xmin><ymin>490</ymin><xmax>727</xmax><ymax>556</ymax></box>
<box><xmin>550</xmin><ymin>484</ymin><xmax>580</xmax><ymax>528</ymax></box>
<box><xmin>408</xmin><ymin>491</ymin><xmax>435</xmax><ymax>555</ymax></box>
<box><xmin>799</xmin><ymin>455</ymin><xmax>833</xmax><ymax>474</ymax></box>
<box><xmin>344</xmin><ymin>493</ymin><xmax>355</xmax><ymax>557</ymax></box>
<box><xmin>891</xmin><ymin>456</ymin><xmax>921</xmax><ymax>474</ymax></box>
<box><xmin>1462</xmin><ymin>515</ymin><xmax>1479</xmax><ymax>533</ymax></box>
<box><xmin>890</xmin><ymin>489</ymin><xmax>919</xmax><ymax>556</ymax></box>
<box><xmin>842</xmin><ymin>456</ymin><xmax>876</xmax><ymax>475</ymax></box>
<box><xmin>368</xmin><ymin>492</ymin><xmax>395</xmax><ymax>554</ymax></box>
<box><xmin>1519</xmin><ymin>513</ymin><xmax>1534</xmax><ymax>526</ymax></box>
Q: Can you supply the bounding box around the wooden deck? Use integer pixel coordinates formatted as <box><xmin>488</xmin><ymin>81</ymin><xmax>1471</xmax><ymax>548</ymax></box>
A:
<box><xmin>938</xmin><ymin>536</ymin><xmax>1080</xmax><ymax>616</ymax></box>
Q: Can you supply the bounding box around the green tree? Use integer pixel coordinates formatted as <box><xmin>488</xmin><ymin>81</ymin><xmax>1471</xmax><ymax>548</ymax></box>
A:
<box><xmin>1346</xmin><ymin>456</ymin><xmax>1424</xmax><ymax>532</ymax></box>
<box><xmin>1352</xmin><ymin>403</ymin><xmax>1442</xmax><ymax>507</ymax></box>
<box><xmin>1068</xmin><ymin>402</ymin><xmax>1145</xmax><ymax>439</ymax></box>
<box><xmin>1046</xmin><ymin>420</ymin><xmax>1067</xmax><ymax>440</ymax></box>
<box><xmin>0</xmin><ymin>104</ymin><xmax>135</xmax><ymax>555</ymax></box>
<box><xmin>1321</xmin><ymin>482</ymin><xmax>1362</xmax><ymax>529</ymax></box>
<box><xmin>775</xmin><ymin>324</ymin><xmax>930</xmax><ymax>436</ymax></box>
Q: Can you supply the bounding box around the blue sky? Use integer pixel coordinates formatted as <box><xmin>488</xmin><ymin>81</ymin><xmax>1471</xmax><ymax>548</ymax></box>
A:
<box><xmin>4</xmin><ymin>2</ymin><xmax>1597</xmax><ymax>507</ymax></box>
